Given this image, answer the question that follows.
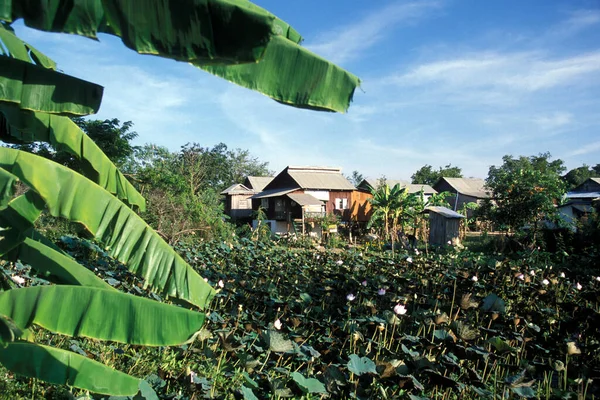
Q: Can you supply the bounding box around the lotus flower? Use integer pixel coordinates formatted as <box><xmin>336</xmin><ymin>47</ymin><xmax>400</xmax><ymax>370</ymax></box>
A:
<box><xmin>346</xmin><ymin>293</ymin><xmax>356</xmax><ymax>301</ymax></box>
<box><xmin>361</xmin><ymin>280</ymin><xmax>368</xmax><ymax>287</ymax></box>
<box><xmin>596</xmin><ymin>276</ymin><xmax>600</xmax><ymax>282</ymax></box>
<box><xmin>517</xmin><ymin>274</ymin><xmax>525</xmax><ymax>280</ymax></box>
<box><xmin>393</xmin><ymin>304</ymin><xmax>407</xmax><ymax>315</ymax></box>
<box><xmin>274</xmin><ymin>319</ymin><xmax>282</xmax><ymax>330</ymax></box>
<box><xmin>11</xmin><ymin>275</ymin><xmax>25</xmax><ymax>285</ymax></box>
<box><xmin>576</xmin><ymin>282</ymin><xmax>583</xmax><ymax>291</ymax></box>
<box><xmin>542</xmin><ymin>279</ymin><xmax>550</xmax><ymax>286</ymax></box>
<box><xmin>471</xmin><ymin>276</ymin><xmax>478</xmax><ymax>282</ymax></box>
<box><xmin>218</xmin><ymin>279</ymin><xmax>225</xmax><ymax>288</ymax></box>
<box><xmin>406</xmin><ymin>257</ymin><xmax>413</xmax><ymax>263</ymax></box>
<box><xmin>336</xmin><ymin>260</ymin><xmax>343</xmax><ymax>265</ymax></box>
<box><xmin>560</xmin><ymin>272</ymin><xmax>566</xmax><ymax>278</ymax></box>
<box><xmin>414</xmin><ymin>249</ymin><xmax>420</xmax><ymax>255</ymax></box>
<box><xmin>378</xmin><ymin>288</ymin><xmax>386</xmax><ymax>295</ymax></box>
<box><xmin>530</xmin><ymin>270</ymin><xmax>535</xmax><ymax>276</ymax></box>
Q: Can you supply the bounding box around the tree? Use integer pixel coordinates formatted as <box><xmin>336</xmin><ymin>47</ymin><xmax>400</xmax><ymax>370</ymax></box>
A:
<box><xmin>484</xmin><ymin>152</ymin><xmax>566</xmax><ymax>240</ymax></box>
<box><xmin>346</xmin><ymin>170</ymin><xmax>364</xmax><ymax>187</ymax></box>
<box><xmin>411</xmin><ymin>164</ymin><xmax>462</xmax><ymax>186</ymax></box>
<box><xmin>563</xmin><ymin>164</ymin><xmax>600</xmax><ymax>190</ymax></box>
<box><xmin>0</xmin><ymin>2</ymin><xmax>358</xmax><ymax>395</ymax></box>
<box><xmin>368</xmin><ymin>183</ymin><xmax>420</xmax><ymax>252</ymax></box>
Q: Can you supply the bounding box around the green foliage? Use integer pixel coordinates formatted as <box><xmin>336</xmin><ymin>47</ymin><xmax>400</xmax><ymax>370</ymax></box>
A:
<box><xmin>411</xmin><ymin>163</ymin><xmax>463</xmax><ymax>186</ymax></box>
<box><xmin>484</xmin><ymin>152</ymin><xmax>566</xmax><ymax>236</ymax></box>
<box><xmin>563</xmin><ymin>164</ymin><xmax>600</xmax><ymax>190</ymax></box>
<box><xmin>346</xmin><ymin>170</ymin><xmax>364</xmax><ymax>187</ymax></box>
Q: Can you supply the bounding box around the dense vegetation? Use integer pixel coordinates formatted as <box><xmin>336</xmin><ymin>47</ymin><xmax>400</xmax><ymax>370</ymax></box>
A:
<box><xmin>2</xmin><ymin>234</ymin><xmax>599</xmax><ymax>399</ymax></box>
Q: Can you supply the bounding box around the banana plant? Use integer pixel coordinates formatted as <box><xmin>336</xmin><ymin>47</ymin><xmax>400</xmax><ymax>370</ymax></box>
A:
<box><xmin>0</xmin><ymin>0</ymin><xmax>359</xmax><ymax>395</ymax></box>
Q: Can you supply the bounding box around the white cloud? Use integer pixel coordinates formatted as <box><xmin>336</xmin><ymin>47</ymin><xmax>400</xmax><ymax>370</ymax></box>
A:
<box><xmin>566</xmin><ymin>141</ymin><xmax>600</xmax><ymax>157</ymax></box>
<box><xmin>393</xmin><ymin>51</ymin><xmax>600</xmax><ymax>92</ymax></box>
<box><xmin>532</xmin><ymin>112</ymin><xmax>572</xmax><ymax>130</ymax></box>
<box><xmin>307</xmin><ymin>1</ymin><xmax>441</xmax><ymax>64</ymax></box>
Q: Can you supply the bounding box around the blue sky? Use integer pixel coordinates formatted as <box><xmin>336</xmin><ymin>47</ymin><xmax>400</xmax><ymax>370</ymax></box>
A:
<box><xmin>14</xmin><ymin>0</ymin><xmax>600</xmax><ymax>180</ymax></box>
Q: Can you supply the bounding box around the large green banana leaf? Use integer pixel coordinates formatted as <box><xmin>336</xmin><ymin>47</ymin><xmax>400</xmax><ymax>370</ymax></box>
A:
<box><xmin>1</xmin><ymin>0</ymin><xmax>290</xmax><ymax>65</ymax></box>
<box><xmin>0</xmin><ymin>342</ymin><xmax>141</xmax><ymax>395</ymax></box>
<box><xmin>0</xmin><ymin>56</ymin><xmax>103</xmax><ymax>115</ymax></box>
<box><xmin>201</xmin><ymin>35</ymin><xmax>360</xmax><ymax>113</ymax></box>
<box><xmin>0</xmin><ymin>285</ymin><xmax>206</xmax><ymax>345</ymax></box>
<box><xmin>0</xmin><ymin>167</ymin><xmax>16</xmax><ymax>206</ymax></box>
<box><xmin>0</xmin><ymin>184</ymin><xmax>111</xmax><ymax>289</ymax></box>
<box><xmin>0</xmin><ymin>105</ymin><xmax>146</xmax><ymax>210</ymax></box>
<box><xmin>0</xmin><ymin>149</ymin><xmax>215</xmax><ymax>309</ymax></box>
<box><xmin>6</xmin><ymin>236</ymin><xmax>116</xmax><ymax>289</ymax></box>
<box><xmin>1</xmin><ymin>1</ymin><xmax>359</xmax><ymax>113</ymax></box>
<box><xmin>0</xmin><ymin>21</ymin><xmax>56</xmax><ymax>68</ymax></box>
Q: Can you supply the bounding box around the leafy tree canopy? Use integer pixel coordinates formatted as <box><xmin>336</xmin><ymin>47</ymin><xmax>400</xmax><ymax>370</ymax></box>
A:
<box><xmin>411</xmin><ymin>164</ymin><xmax>462</xmax><ymax>186</ymax></box>
<box><xmin>484</xmin><ymin>152</ymin><xmax>566</xmax><ymax>234</ymax></box>
<box><xmin>346</xmin><ymin>170</ymin><xmax>364</xmax><ymax>187</ymax></box>
<box><xmin>563</xmin><ymin>164</ymin><xmax>600</xmax><ymax>190</ymax></box>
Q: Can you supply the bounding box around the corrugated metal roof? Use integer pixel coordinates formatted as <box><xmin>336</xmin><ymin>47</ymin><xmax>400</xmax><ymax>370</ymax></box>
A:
<box><xmin>287</xmin><ymin>167</ymin><xmax>356</xmax><ymax>190</ymax></box>
<box><xmin>287</xmin><ymin>193</ymin><xmax>323</xmax><ymax>206</ymax></box>
<box><xmin>245</xmin><ymin>176</ymin><xmax>274</xmax><ymax>192</ymax></box>
<box><xmin>441</xmin><ymin>178</ymin><xmax>489</xmax><ymax>198</ymax></box>
<box><xmin>220</xmin><ymin>183</ymin><xmax>252</xmax><ymax>195</ymax></box>
<box><xmin>591</xmin><ymin>178</ymin><xmax>600</xmax><ymax>184</ymax></box>
<box><xmin>359</xmin><ymin>178</ymin><xmax>437</xmax><ymax>194</ymax></box>
<box><xmin>566</xmin><ymin>192</ymin><xmax>600</xmax><ymax>199</ymax></box>
<box><xmin>251</xmin><ymin>188</ymin><xmax>296</xmax><ymax>199</ymax></box>
<box><xmin>425</xmin><ymin>206</ymin><xmax>465</xmax><ymax>219</ymax></box>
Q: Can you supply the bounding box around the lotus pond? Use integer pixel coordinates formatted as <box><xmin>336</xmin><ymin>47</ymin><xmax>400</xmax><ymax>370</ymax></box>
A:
<box><xmin>2</xmin><ymin>237</ymin><xmax>599</xmax><ymax>399</ymax></box>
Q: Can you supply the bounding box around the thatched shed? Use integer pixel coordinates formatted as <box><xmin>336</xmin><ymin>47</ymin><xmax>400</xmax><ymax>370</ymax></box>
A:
<box><xmin>425</xmin><ymin>206</ymin><xmax>465</xmax><ymax>246</ymax></box>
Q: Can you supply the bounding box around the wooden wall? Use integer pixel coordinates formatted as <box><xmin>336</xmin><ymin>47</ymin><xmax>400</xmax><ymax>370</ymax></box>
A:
<box><xmin>429</xmin><ymin>213</ymin><xmax>461</xmax><ymax>245</ymax></box>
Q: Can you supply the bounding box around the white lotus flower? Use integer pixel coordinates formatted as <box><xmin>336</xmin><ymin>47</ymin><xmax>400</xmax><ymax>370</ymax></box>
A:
<box><xmin>471</xmin><ymin>276</ymin><xmax>478</xmax><ymax>282</ymax></box>
<box><xmin>273</xmin><ymin>319</ymin><xmax>282</xmax><ymax>330</ymax></box>
<box><xmin>218</xmin><ymin>279</ymin><xmax>224</xmax><ymax>288</ymax></box>
<box><xmin>542</xmin><ymin>279</ymin><xmax>549</xmax><ymax>286</ymax></box>
<box><xmin>560</xmin><ymin>272</ymin><xmax>566</xmax><ymax>278</ymax></box>
<box><xmin>346</xmin><ymin>293</ymin><xmax>356</xmax><ymax>301</ymax></box>
<box><xmin>11</xmin><ymin>275</ymin><xmax>25</xmax><ymax>285</ymax></box>
<box><xmin>406</xmin><ymin>257</ymin><xmax>413</xmax><ymax>263</ymax></box>
<box><xmin>517</xmin><ymin>274</ymin><xmax>525</xmax><ymax>280</ymax></box>
<box><xmin>393</xmin><ymin>304</ymin><xmax>407</xmax><ymax>315</ymax></box>
<box><xmin>576</xmin><ymin>282</ymin><xmax>583</xmax><ymax>291</ymax></box>
<box><xmin>336</xmin><ymin>260</ymin><xmax>343</xmax><ymax>265</ymax></box>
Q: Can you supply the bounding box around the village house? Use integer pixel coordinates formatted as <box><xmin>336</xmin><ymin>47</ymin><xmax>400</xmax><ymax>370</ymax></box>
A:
<box><xmin>221</xmin><ymin>176</ymin><xmax>273</xmax><ymax>221</ymax></box>
<box><xmin>432</xmin><ymin>177</ymin><xmax>490</xmax><ymax>214</ymax></box>
<box><xmin>249</xmin><ymin>166</ymin><xmax>356</xmax><ymax>234</ymax></box>
<box><xmin>558</xmin><ymin>177</ymin><xmax>600</xmax><ymax>229</ymax></box>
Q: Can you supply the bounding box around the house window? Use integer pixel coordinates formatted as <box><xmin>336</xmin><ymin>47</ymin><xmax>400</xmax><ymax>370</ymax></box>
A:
<box><xmin>335</xmin><ymin>198</ymin><xmax>348</xmax><ymax>210</ymax></box>
<box><xmin>261</xmin><ymin>198</ymin><xmax>269</xmax><ymax>209</ymax></box>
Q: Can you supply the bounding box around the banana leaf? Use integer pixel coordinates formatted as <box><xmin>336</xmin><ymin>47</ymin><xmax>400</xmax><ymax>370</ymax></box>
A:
<box><xmin>0</xmin><ymin>342</ymin><xmax>140</xmax><ymax>395</ymax></box>
<box><xmin>0</xmin><ymin>56</ymin><xmax>103</xmax><ymax>115</ymax></box>
<box><xmin>201</xmin><ymin>35</ymin><xmax>360</xmax><ymax>113</ymax></box>
<box><xmin>0</xmin><ymin>166</ymin><xmax>16</xmax><ymax>206</ymax></box>
<box><xmin>0</xmin><ymin>21</ymin><xmax>56</xmax><ymax>68</ymax></box>
<box><xmin>0</xmin><ymin>187</ymin><xmax>46</xmax><ymax>256</ymax></box>
<box><xmin>0</xmin><ymin>285</ymin><xmax>206</xmax><ymax>345</ymax></box>
<box><xmin>0</xmin><ymin>105</ymin><xmax>146</xmax><ymax>210</ymax></box>
<box><xmin>1</xmin><ymin>0</ymin><xmax>293</xmax><ymax>65</ymax></box>
<box><xmin>5</xmin><ymin>236</ymin><xmax>116</xmax><ymax>289</ymax></box>
<box><xmin>0</xmin><ymin>148</ymin><xmax>215</xmax><ymax>309</ymax></box>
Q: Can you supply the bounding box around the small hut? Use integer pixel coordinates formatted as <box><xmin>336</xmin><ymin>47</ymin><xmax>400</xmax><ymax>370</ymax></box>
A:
<box><xmin>426</xmin><ymin>206</ymin><xmax>465</xmax><ymax>246</ymax></box>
